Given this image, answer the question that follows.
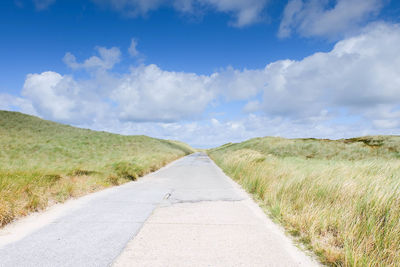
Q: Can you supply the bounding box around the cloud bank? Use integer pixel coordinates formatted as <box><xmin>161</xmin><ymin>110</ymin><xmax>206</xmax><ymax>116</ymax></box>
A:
<box><xmin>3</xmin><ymin>22</ymin><xmax>400</xmax><ymax>147</ymax></box>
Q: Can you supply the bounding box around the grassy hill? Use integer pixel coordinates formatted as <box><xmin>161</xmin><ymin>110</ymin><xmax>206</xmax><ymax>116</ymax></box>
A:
<box><xmin>208</xmin><ymin>136</ymin><xmax>400</xmax><ymax>266</ymax></box>
<box><xmin>0</xmin><ymin>110</ymin><xmax>194</xmax><ymax>227</ymax></box>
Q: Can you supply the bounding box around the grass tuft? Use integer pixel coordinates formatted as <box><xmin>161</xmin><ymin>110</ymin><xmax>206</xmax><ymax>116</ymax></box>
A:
<box><xmin>112</xmin><ymin>161</ymin><xmax>143</xmax><ymax>180</ymax></box>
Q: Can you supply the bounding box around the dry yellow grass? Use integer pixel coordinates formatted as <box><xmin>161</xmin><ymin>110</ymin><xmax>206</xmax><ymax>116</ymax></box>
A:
<box><xmin>208</xmin><ymin>136</ymin><xmax>400</xmax><ymax>266</ymax></box>
<box><xmin>0</xmin><ymin>111</ymin><xmax>194</xmax><ymax>227</ymax></box>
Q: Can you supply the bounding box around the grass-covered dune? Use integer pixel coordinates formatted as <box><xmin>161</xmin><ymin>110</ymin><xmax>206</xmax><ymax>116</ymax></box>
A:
<box><xmin>0</xmin><ymin>110</ymin><xmax>194</xmax><ymax>227</ymax></box>
<box><xmin>208</xmin><ymin>136</ymin><xmax>400</xmax><ymax>266</ymax></box>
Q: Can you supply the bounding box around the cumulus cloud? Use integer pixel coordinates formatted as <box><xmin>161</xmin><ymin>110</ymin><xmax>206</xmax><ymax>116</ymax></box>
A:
<box><xmin>91</xmin><ymin>0</ymin><xmax>268</xmax><ymax>27</ymax></box>
<box><xmin>279</xmin><ymin>0</ymin><xmax>384</xmax><ymax>39</ymax></box>
<box><xmin>260</xmin><ymin>22</ymin><xmax>400</xmax><ymax>126</ymax></box>
<box><xmin>0</xmin><ymin>93</ymin><xmax>37</xmax><ymax>115</ymax></box>
<box><xmin>112</xmin><ymin>64</ymin><xmax>214</xmax><ymax>122</ymax></box>
<box><xmin>29</xmin><ymin>44</ymin><xmax>266</xmax><ymax>124</ymax></box>
<box><xmin>18</xmin><ymin>65</ymin><xmax>215</xmax><ymax>124</ymax></box>
<box><xmin>21</xmin><ymin>71</ymin><xmax>111</xmax><ymax>124</ymax></box>
<box><xmin>22</xmin><ymin>72</ymin><xmax>77</xmax><ymax>121</ymax></box>
<box><xmin>209</xmin><ymin>66</ymin><xmax>265</xmax><ymax>100</ymax></box>
<box><xmin>63</xmin><ymin>46</ymin><xmax>121</xmax><ymax>70</ymax></box>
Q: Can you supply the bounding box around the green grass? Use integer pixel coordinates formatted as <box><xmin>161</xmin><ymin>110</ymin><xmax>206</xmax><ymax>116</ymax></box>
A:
<box><xmin>208</xmin><ymin>136</ymin><xmax>400</xmax><ymax>266</ymax></box>
<box><xmin>0</xmin><ymin>110</ymin><xmax>194</xmax><ymax>227</ymax></box>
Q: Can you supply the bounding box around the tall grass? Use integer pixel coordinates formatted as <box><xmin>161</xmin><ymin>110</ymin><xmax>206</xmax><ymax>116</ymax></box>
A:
<box><xmin>208</xmin><ymin>136</ymin><xmax>400</xmax><ymax>266</ymax></box>
<box><xmin>0</xmin><ymin>111</ymin><xmax>194</xmax><ymax>227</ymax></box>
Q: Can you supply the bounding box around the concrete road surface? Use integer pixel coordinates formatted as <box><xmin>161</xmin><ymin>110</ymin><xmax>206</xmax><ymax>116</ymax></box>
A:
<box><xmin>0</xmin><ymin>153</ymin><xmax>318</xmax><ymax>266</ymax></box>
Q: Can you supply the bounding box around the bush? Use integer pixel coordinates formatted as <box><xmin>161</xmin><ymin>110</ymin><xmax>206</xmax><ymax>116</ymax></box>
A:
<box><xmin>107</xmin><ymin>175</ymin><xmax>120</xmax><ymax>185</ymax></box>
<box><xmin>113</xmin><ymin>161</ymin><xmax>144</xmax><ymax>180</ymax></box>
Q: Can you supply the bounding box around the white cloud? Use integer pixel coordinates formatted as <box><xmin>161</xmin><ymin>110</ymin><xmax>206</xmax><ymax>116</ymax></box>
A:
<box><xmin>0</xmin><ymin>93</ymin><xmax>37</xmax><ymax>116</ymax></box>
<box><xmin>243</xmin><ymin>100</ymin><xmax>261</xmax><ymax>113</ymax></box>
<box><xmin>258</xmin><ymin>22</ymin><xmax>400</xmax><ymax>127</ymax></box>
<box><xmin>209</xmin><ymin>66</ymin><xmax>265</xmax><ymax>100</ymax></box>
<box><xmin>91</xmin><ymin>0</ymin><xmax>268</xmax><ymax>27</ymax></box>
<box><xmin>22</xmin><ymin>72</ymin><xmax>75</xmax><ymax>122</ymax></box>
<box><xmin>112</xmin><ymin>64</ymin><xmax>214</xmax><ymax>122</ymax></box>
<box><xmin>21</xmin><ymin>71</ymin><xmax>111</xmax><ymax>123</ymax></box>
<box><xmin>279</xmin><ymin>0</ymin><xmax>384</xmax><ymax>39</ymax></box>
<box><xmin>18</xmin><ymin>64</ymin><xmax>215</xmax><ymax>124</ymax></box>
<box><xmin>63</xmin><ymin>46</ymin><xmax>121</xmax><ymax>70</ymax></box>
<box><xmin>39</xmin><ymin>45</ymin><xmax>268</xmax><ymax>124</ymax></box>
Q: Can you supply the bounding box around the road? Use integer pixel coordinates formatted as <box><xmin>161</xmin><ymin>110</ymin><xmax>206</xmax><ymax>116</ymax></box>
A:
<box><xmin>0</xmin><ymin>153</ymin><xmax>318</xmax><ymax>266</ymax></box>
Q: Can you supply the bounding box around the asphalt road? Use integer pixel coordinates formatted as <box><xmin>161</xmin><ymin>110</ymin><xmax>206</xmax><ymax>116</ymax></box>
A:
<box><xmin>0</xmin><ymin>153</ymin><xmax>318</xmax><ymax>266</ymax></box>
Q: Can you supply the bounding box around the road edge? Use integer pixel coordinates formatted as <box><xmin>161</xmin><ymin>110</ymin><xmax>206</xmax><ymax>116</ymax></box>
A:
<box><xmin>207</xmin><ymin>154</ymin><xmax>321</xmax><ymax>266</ymax></box>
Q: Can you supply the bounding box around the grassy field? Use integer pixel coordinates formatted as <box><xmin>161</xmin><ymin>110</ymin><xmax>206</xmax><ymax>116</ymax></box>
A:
<box><xmin>208</xmin><ymin>136</ymin><xmax>400</xmax><ymax>266</ymax></box>
<box><xmin>0</xmin><ymin>110</ymin><xmax>194</xmax><ymax>227</ymax></box>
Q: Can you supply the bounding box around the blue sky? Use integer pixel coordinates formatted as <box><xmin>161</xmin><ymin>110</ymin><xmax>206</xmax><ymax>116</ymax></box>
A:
<box><xmin>1</xmin><ymin>0</ymin><xmax>400</xmax><ymax>147</ymax></box>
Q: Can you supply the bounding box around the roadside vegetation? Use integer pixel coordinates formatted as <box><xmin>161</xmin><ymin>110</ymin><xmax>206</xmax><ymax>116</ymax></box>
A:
<box><xmin>0</xmin><ymin>110</ymin><xmax>194</xmax><ymax>227</ymax></box>
<box><xmin>208</xmin><ymin>136</ymin><xmax>400</xmax><ymax>266</ymax></box>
